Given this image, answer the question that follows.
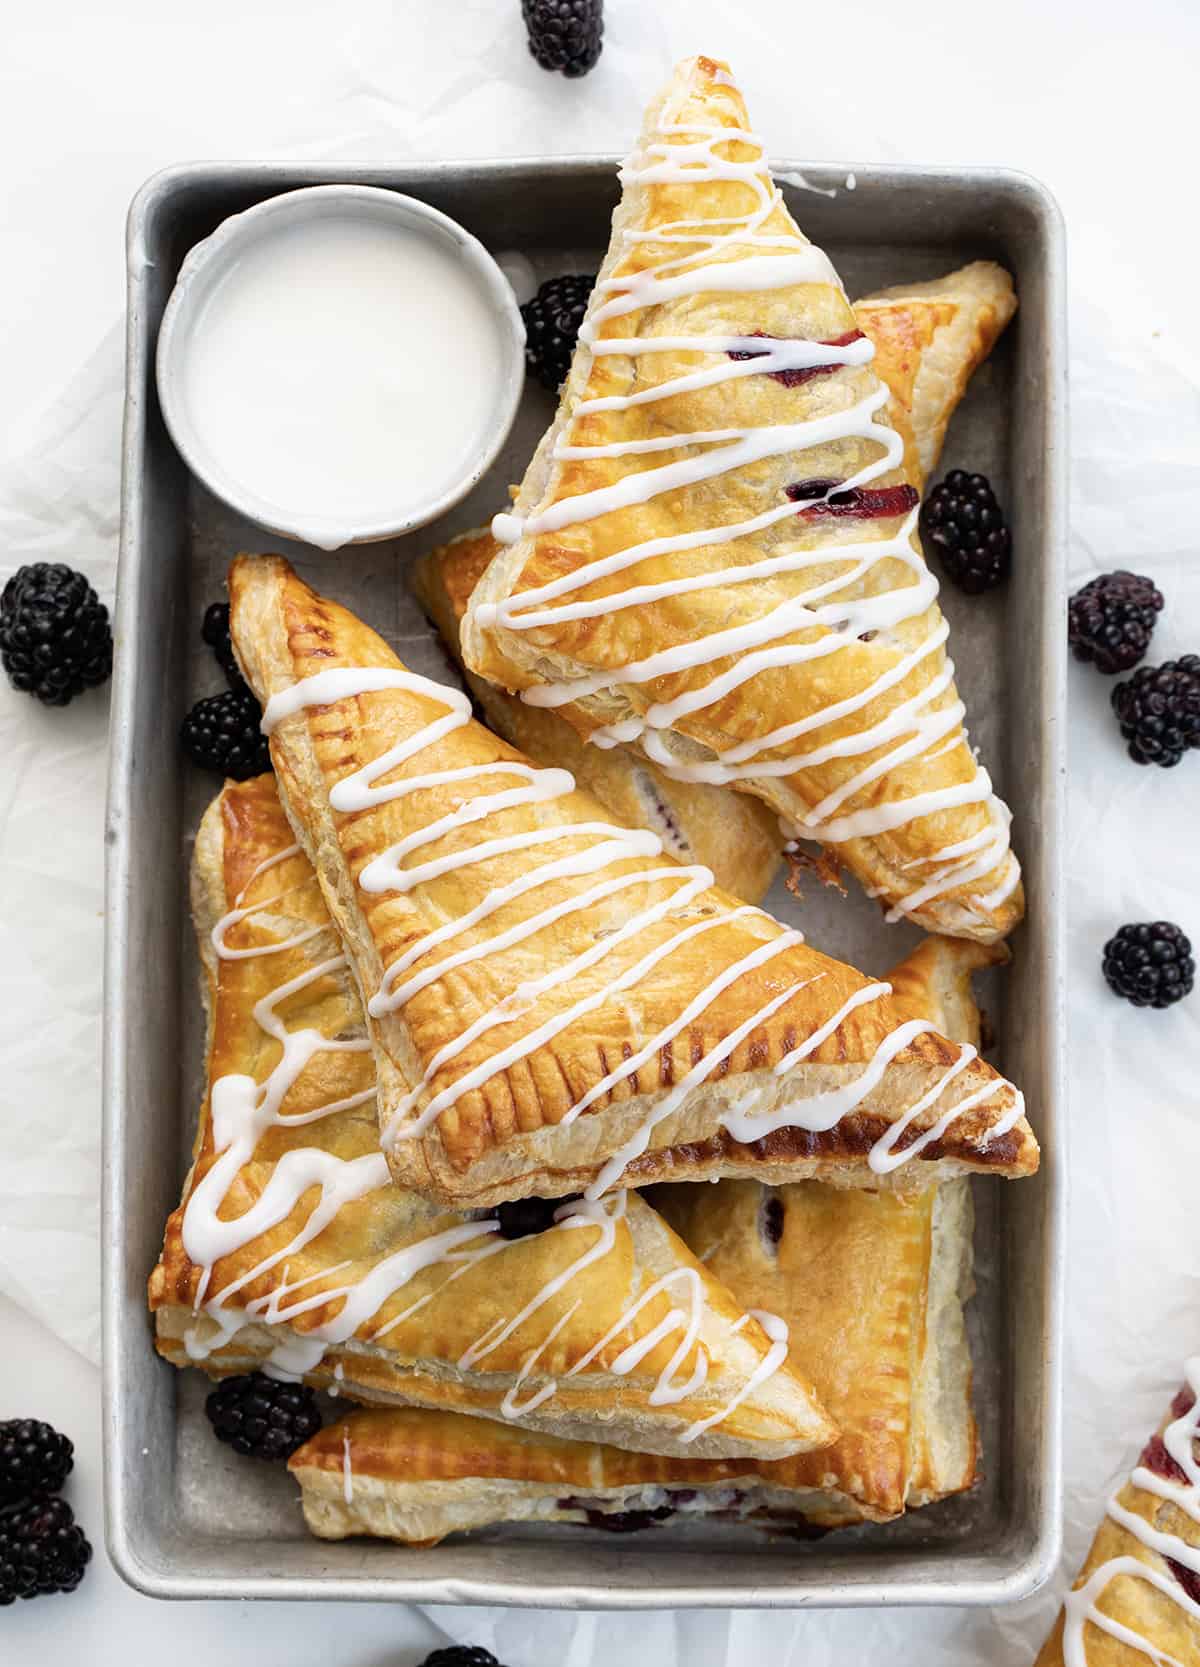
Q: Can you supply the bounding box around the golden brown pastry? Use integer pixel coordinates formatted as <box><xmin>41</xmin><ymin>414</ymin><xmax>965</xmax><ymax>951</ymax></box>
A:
<box><xmin>228</xmin><ymin>554</ymin><xmax>1035</xmax><ymax>1208</ymax></box>
<box><xmin>462</xmin><ymin>56</ymin><xmax>1023</xmax><ymax>944</ymax></box>
<box><xmin>1035</xmin><ymin>1368</ymin><xmax>1200</xmax><ymax>1665</ymax></box>
<box><xmin>412</xmin><ymin>261</ymin><xmax>1013</xmax><ymax>908</ymax></box>
<box><xmin>290</xmin><ymin>934</ymin><xmax>991</xmax><ymax>1544</ymax></box>
<box><xmin>148</xmin><ymin>775</ymin><xmax>838</xmax><ymax>1460</ymax></box>
<box><xmin>413</xmin><ymin>524</ymin><xmax>783</xmax><ymax>903</ymax></box>
<box><xmin>855</xmin><ymin>262</ymin><xmax>1016</xmax><ymax>487</ymax></box>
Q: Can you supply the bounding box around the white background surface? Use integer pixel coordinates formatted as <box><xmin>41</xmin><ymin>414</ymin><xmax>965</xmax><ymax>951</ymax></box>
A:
<box><xmin>2</xmin><ymin>0</ymin><xmax>1199</xmax><ymax>1661</ymax></box>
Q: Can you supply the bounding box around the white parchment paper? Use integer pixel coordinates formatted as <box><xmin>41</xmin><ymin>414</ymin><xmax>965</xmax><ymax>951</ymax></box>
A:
<box><xmin>1</xmin><ymin>2</ymin><xmax>1199</xmax><ymax>1660</ymax></box>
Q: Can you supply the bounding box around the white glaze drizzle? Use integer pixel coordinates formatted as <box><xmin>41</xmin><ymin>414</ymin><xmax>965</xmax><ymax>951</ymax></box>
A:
<box><xmin>1063</xmin><ymin>1360</ymin><xmax>1200</xmax><ymax>1666</ymax></box>
<box><xmin>260</xmin><ymin>660</ymin><xmax>1020</xmax><ymax>1182</ymax></box>
<box><xmin>479</xmin><ymin>110</ymin><xmax>1013</xmax><ymax>920</ymax></box>
<box><xmin>181</xmin><ymin>844</ymin><xmax>791</xmax><ymax>1425</ymax></box>
<box><xmin>341</xmin><ymin>1428</ymin><xmax>354</xmax><ymax>1504</ymax></box>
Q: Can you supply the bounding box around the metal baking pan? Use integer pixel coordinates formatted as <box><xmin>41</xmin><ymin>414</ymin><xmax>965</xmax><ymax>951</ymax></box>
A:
<box><xmin>104</xmin><ymin>156</ymin><xmax>1067</xmax><ymax>1606</ymax></box>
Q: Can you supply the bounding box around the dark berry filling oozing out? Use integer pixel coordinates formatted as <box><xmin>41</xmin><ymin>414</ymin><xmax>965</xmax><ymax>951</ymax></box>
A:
<box><xmin>1138</xmin><ymin>1434</ymin><xmax>1189</xmax><ymax>1485</ymax></box>
<box><xmin>760</xmin><ymin>1193</ymin><xmax>784</xmax><ymax>1249</ymax></box>
<box><xmin>728</xmin><ymin>329</ymin><xmax>866</xmax><ymax>388</ymax></box>
<box><xmin>491</xmin><ymin>1195</ymin><xmax>579</xmax><ymax>1240</ymax></box>
<box><xmin>1168</xmin><ymin>1557</ymin><xmax>1200</xmax><ymax>1607</ymax></box>
<box><xmin>786</xmin><ymin>479</ymin><xmax>919</xmax><ymax>520</ymax></box>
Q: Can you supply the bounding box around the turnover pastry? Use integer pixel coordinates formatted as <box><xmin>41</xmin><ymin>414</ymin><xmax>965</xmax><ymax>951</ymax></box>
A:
<box><xmin>148</xmin><ymin>774</ymin><xmax>837</xmax><ymax>1460</ymax></box>
<box><xmin>1035</xmin><ymin>1364</ymin><xmax>1200</xmax><ymax>1665</ymax></box>
<box><xmin>289</xmin><ymin>934</ymin><xmax>990</xmax><ymax>1543</ymax></box>
<box><xmin>461</xmin><ymin>55</ymin><xmax>1022</xmax><ymax>943</ymax></box>
<box><xmin>228</xmin><ymin>553</ymin><xmax>1036</xmax><ymax>1207</ymax></box>
<box><xmin>414</xmin><ymin>262</ymin><xmax>1015</xmax><ymax>906</ymax></box>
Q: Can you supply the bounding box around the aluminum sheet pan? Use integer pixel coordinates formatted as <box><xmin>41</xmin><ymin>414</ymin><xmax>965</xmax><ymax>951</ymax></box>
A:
<box><xmin>104</xmin><ymin>157</ymin><xmax>1066</xmax><ymax>1606</ymax></box>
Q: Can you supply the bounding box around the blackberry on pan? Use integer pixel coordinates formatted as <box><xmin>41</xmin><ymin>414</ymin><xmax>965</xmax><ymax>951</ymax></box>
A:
<box><xmin>520</xmin><ymin>273</ymin><xmax>595</xmax><ymax>390</ymax></box>
<box><xmin>417</xmin><ymin>1649</ymin><xmax>506</xmax><ymax>1667</ymax></box>
<box><xmin>201</xmin><ymin>601</ymin><xmax>250</xmax><ymax>694</ymax></box>
<box><xmin>521</xmin><ymin>0</ymin><xmax>603</xmax><ymax>78</ymax></box>
<box><xmin>1068</xmin><ymin>570</ymin><xmax>1163</xmax><ymax>674</ymax></box>
<box><xmin>1102</xmin><ymin>922</ymin><xmax>1194</xmax><ymax>1010</ymax></box>
<box><xmin>0</xmin><ymin>1419</ymin><xmax>74</xmax><ymax>1506</ymax></box>
<box><xmin>0</xmin><ymin>1496</ymin><xmax>92</xmax><ymax>1604</ymax></box>
<box><xmin>181</xmin><ymin>686</ymin><xmax>272</xmax><ymax>780</ymax></box>
<box><xmin>205</xmin><ymin>1372</ymin><xmax>322</xmax><ymax>1461</ymax></box>
<box><xmin>919</xmin><ymin>469</ymin><xmax>1012</xmax><ymax>594</ymax></box>
<box><xmin>1111</xmin><ymin>654</ymin><xmax>1200</xmax><ymax>767</ymax></box>
<box><xmin>0</xmin><ymin>561</ymin><xmax>113</xmax><ymax>706</ymax></box>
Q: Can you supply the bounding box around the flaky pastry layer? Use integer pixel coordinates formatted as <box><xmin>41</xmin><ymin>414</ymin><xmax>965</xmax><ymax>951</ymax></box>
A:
<box><xmin>228</xmin><ymin>555</ymin><xmax>1035</xmax><ymax>1207</ymax></box>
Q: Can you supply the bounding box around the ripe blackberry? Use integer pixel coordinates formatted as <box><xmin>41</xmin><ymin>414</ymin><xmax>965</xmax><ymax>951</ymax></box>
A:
<box><xmin>920</xmin><ymin>470</ymin><xmax>1012</xmax><ymax>594</ymax></box>
<box><xmin>0</xmin><ymin>1420</ymin><xmax>74</xmax><ymax>1506</ymax></box>
<box><xmin>1102</xmin><ymin>922</ymin><xmax>1194</xmax><ymax>1010</ymax></box>
<box><xmin>418</xmin><ymin>1650</ymin><xmax>505</xmax><ymax>1667</ymax></box>
<box><xmin>1111</xmin><ymin>655</ymin><xmax>1200</xmax><ymax>767</ymax></box>
<box><xmin>520</xmin><ymin>273</ymin><xmax>595</xmax><ymax>390</ymax></box>
<box><xmin>201</xmin><ymin>601</ymin><xmax>249</xmax><ymax>694</ymax></box>
<box><xmin>492</xmin><ymin>1195</ymin><xmax>577</xmax><ymax>1239</ymax></box>
<box><xmin>0</xmin><ymin>1496</ymin><xmax>92</xmax><ymax>1604</ymax></box>
<box><xmin>181</xmin><ymin>686</ymin><xmax>271</xmax><ymax>780</ymax></box>
<box><xmin>521</xmin><ymin>0</ymin><xmax>603</xmax><ymax>78</ymax></box>
<box><xmin>1068</xmin><ymin>571</ymin><xmax>1164</xmax><ymax>674</ymax></box>
<box><xmin>205</xmin><ymin>1373</ymin><xmax>322</xmax><ymax>1461</ymax></box>
<box><xmin>0</xmin><ymin>561</ymin><xmax>113</xmax><ymax>705</ymax></box>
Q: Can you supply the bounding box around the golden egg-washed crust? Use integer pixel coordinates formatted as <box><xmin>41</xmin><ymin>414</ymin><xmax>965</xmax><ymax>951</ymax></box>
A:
<box><xmin>228</xmin><ymin>555</ymin><xmax>1035</xmax><ymax>1208</ymax></box>
<box><xmin>855</xmin><ymin>262</ymin><xmax>1017</xmax><ymax>487</ymax></box>
<box><xmin>462</xmin><ymin>56</ymin><xmax>1022</xmax><ymax>945</ymax></box>
<box><xmin>412</xmin><ymin>264</ymin><xmax>1014</xmax><ymax>911</ymax></box>
<box><xmin>413</xmin><ymin>526</ymin><xmax>782</xmax><ymax>903</ymax></box>
<box><xmin>1035</xmin><ymin>1385</ymin><xmax>1200</xmax><ymax>1666</ymax></box>
<box><xmin>148</xmin><ymin>775</ymin><xmax>837</xmax><ymax>1460</ymax></box>
<box><xmin>288</xmin><ymin>933</ymin><xmax>986</xmax><ymax>1545</ymax></box>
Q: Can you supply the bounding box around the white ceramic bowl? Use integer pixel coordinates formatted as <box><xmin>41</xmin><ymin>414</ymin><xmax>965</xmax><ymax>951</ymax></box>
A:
<box><xmin>155</xmin><ymin>184</ymin><xmax>525</xmax><ymax>549</ymax></box>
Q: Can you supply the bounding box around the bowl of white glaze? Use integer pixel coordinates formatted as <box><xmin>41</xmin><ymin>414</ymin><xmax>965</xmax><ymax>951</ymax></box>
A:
<box><xmin>156</xmin><ymin>185</ymin><xmax>526</xmax><ymax>551</ymax></box>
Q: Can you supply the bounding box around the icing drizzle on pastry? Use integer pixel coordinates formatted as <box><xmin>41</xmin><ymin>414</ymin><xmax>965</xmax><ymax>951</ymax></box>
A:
<box><xmin>179</xmin><ymin>840</ymin><xmax>795</xmax><ymax>1434</ymax></box>
<box><xmin>1062</xmin><ymin>1362</ymin><xmax>1200</xmax><ymax>1666</ymax></box>
<box><xmin>476</xmin><ymin>114</ymin><xmax>1018</xmax><ymax>928</ymax></box>
<box><xmin>260</xmin><ymin>664</ymin><xmax>1022</xmax><ymax>1188</ymax></box>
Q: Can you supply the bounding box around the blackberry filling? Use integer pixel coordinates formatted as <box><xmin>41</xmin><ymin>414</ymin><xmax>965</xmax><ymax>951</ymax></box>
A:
<box><xmin>1138</xmin><ymin>1434</ymin><xmax>1188</xmax><ymax>1485</ymax></box>
<box><xmin>1167</xmin><ymin>1557</ymin><xmax>1200</xmax><ymax>1607</ymax></box>
<box><xmin>727</xmin><ymin>329</ymin><xmax>865</xmax><ymax>388</ymax></box>
<box><xmin>787</xmin><ymin>479</ymin><xmax>919</xmax><ymax>521</ymax></box>
<box><xmin>490</xmin><ymin>1195</ymin><xmax>578</xmax><ymax>1240</ymax></box>
<box><xmin>760</xmin><ymin>1193</ymin><xmax>784</xmax><ymax>1249</ymax></box>
<box><xmin>582</xmin><ymin>1505</ymin><xmax>675</xmax><ymax>1532</ymax></box>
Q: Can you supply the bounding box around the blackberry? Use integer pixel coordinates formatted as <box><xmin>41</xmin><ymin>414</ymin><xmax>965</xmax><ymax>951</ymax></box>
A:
<box><xmin>204</xmin><ymin>1373</ymin><xmax>322</xmax><ymax>1461</ymax></box>
<box><xmin>521</xmin><ymin>0</ymin><xmax>603</xmax><ymax>78</ymax></box>
<box><xmin>1068</xmin><ymin>571</ymin><xmax>1164</xmax><ymax>674</ymax></box>
<box><xmin>0</xmin><ymin>561</ymin><xmax>113</xmax><ymax>705</ymax></box>
<box><xmin>418</xmin><ymin>1651</ymin><xmax>505</xmax><ymax>1667</ymax></box>
<box><xmin>920</xmin><ymin>470</ymin><xmax>1012</xmax><ymax>594</ymax></box>
<box><xmin>492</xmin><ymin>1195</ymin><xmax>576</xmax><ymax>1240</ymax></box>
<box><xmin>201</xmin><ymin>601</ymin><xmax>249</xmax><ymax>694</ymax></box>
<box><xmin>520</xmin><ymin>273</ymin><xmax>595</xmax><ymax>390</ymax></box>
<box><xmin>181</xmin><ymin>686</ymin><xmax>271</xmax><ymax>780</ymax></box>
<box><xmin>0</xmin><ymin>1496</ymin><xmax>92</xmax><ymax>1604</ymax></box>
<box><xmin>1111</xmin><ymin>655</ymin><xmax>1200</xmax><ymax>767</ymax></box>
<box><xmin>1102</xmin><ymin>922</ymin><xmax>1194</xmax><ymax>1010</ymax></box>
<box><xmin>0</xmin><ymin>1420</ymin><xmax>74</xmax><ymax>1506</ymax></box>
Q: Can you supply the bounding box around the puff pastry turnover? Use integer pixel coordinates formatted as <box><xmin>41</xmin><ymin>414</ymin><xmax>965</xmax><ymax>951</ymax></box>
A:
<box><xmin>290</xmin><ymin>934</ymin><xmax>989</xmax><ymax>1543</ymax></box>
<box><xmin>228</xmin><ymin>554</ymin><xmax>1035</xmax><ymax>1207</ymax></box>
<box><xmin>148</xmin><ymin>775</ymin><xmax>838</xmax><ymax>1460</ymax></box>
<box><xmin>1035</xmin><ymin>1365</ymin><xmax>1200</xmax><ymax>1666</ymax></box>
<box><xmin>462</xmin><ymin>55</ymin><xmax>1023</xmax><ymax>944</ymax></box>
<box><xmin>415</xmin><ymin>261</ymin><xmax>1014</xmax><ymax>907</ymax></box>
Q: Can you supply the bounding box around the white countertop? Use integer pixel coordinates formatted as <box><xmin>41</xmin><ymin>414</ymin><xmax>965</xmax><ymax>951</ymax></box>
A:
<box><xmin>2</xmin><ymin>2</ymin><xmax>1200</xmax><ymax>1662</ymax></box>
